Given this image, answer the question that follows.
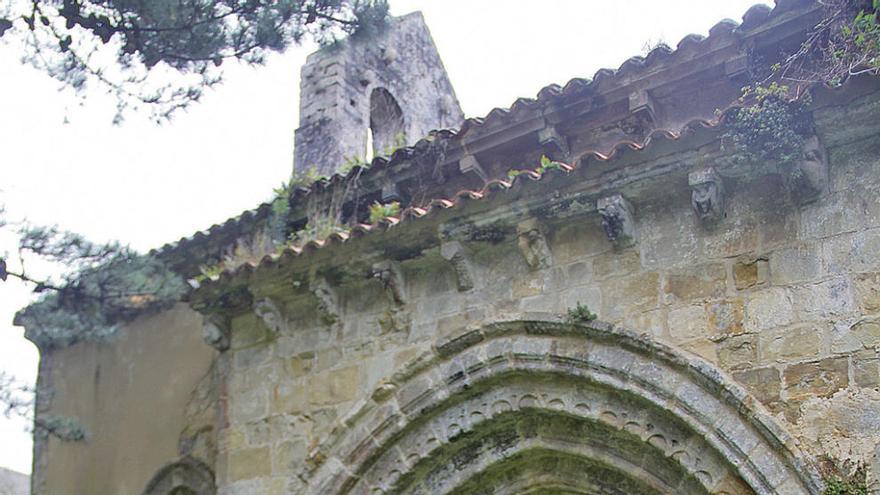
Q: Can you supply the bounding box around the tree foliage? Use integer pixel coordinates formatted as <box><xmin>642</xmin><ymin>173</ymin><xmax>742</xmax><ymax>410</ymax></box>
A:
<box><xmin>1</xmin><ymin>371</ymin><xmax>86</xmax><ymax>442</ymax></box>
<box><xmin>2</xmin><ymin>213</ymin><xmax>187</xmax><ymax>350</ymax></box>
<box><xmin>777</xmin><ymin>0</ymin><xmax>880</xmax><ymax>85</ymax></box>
<box><xmin>0</xmin><ymin>0</ymin><xmax>389</xmax><ymax>122</ymax></box>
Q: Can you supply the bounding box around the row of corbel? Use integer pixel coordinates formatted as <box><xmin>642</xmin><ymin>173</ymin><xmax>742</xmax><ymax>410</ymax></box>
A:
<box><xmin>200</xmin><ymin>140</ymin><xmax>827</xmax><ymax>351</ymax></box>
<box><xmin>199</xmin><ymin>261</ymin><xmax>410</xmax><ymax>351</ymax></box>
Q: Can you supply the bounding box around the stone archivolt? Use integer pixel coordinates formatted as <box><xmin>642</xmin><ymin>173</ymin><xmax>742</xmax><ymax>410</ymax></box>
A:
<box><xmin>304</xmin><ymin>318</ymin><xmax>821</xmax><ymax>495</ymax></box>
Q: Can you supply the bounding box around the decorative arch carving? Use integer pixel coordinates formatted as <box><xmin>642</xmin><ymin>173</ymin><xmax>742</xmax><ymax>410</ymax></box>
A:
<box><xmin>142</xmin><ymin>457</ymin><xmax>216</xmax><ymax>495</ymax></box>
<box><xmin>369</xmin><ymin>87</ymin><xmax>405</xmax><ymax>156</ymax></box>
<box><xmin>301</xmin><ymin>317</ymin><xmax>823</xmax><ymax>495</ymax></box>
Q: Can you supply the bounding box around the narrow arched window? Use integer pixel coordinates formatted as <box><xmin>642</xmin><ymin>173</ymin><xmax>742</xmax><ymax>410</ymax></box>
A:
<box><xmin>369</xmin><ymin>88</ymin><xmax>405</xmax><ymax>158</ymax></box>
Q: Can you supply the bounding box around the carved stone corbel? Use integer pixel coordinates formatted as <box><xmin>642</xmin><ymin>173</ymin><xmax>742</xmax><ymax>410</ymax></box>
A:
<box><xmin>371</xmin><ymin>261</ymin><xmax>406</xmax><ymax>305</ymax></box>
<box><xmin>458</xmin><ymin>155</ymin><xmax>488</xmax><ymax>182</ymax></box>
<box><xmin>310</xmin><ymin>276</ymin><xmax>340</xmax><ymax>324</ymax></box>
<box><xmin>788</xmin><ymin>136</ymin><xmax>828</xmax><ymax>205</ymax></box>
<box><xmin>516</xmin><ymin>218</ymin><xmax>552</xmax><ymax>270</ymax></box>
<box><xmin>254</xmin><ymin>298</ymin><xmax>285</xmax><ymax>334</ymax></box>
<box><xmin>598</xmin><ymin>194</ymin><xmax>637</xmax><ymax>249</ymax></box>
<box><xmin>440</xmin><ymin>240</ymin><xmax>475</xmax><ymax>291</ymax></box>
<box><xmin>381</xmin><ymin>182</ymin><xmax>402</xmax><ymax>203</ymax></box>
<box><xmin>688</xmin><ymin>167</ymin><xmax>725</xmax><ymax>229</ymax></box>
<box><xmin>538</xmin><ymin>126</ymin><xmax>570</xmax><ymax>161</ymax></box>
<box><xmin>628</xmin><ymin>89</ymin><xmax>657</xmax><ymax>123</ymax></box>
<box><xmin>201</xmin><ymin>314</ymin><xmax>231</xmax><ymax>351</ymax></box>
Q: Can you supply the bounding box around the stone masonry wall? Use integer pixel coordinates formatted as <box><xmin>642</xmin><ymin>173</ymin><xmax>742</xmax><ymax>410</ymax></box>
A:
<box><xmin>214</xmin><ymin>92</ymin><xmax>880</xmax><ymax>493</ymax></box>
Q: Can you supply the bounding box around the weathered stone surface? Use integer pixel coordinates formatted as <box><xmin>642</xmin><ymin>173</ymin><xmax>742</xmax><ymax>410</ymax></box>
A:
<box><xmin>759</xmin><ymin>324</ymin><xmax>821</xmax><ymax>364</ymax></box>
<box><xmin>309</xmin><ymin>366</ymin><xmax>360</xmax><ymax>406</ymax></box>
<box><xmin>706</xmin><ymin>298</ymin><xmax>745</xmax><ymax>337</ymax></box>
<box><xmin>854</xmin><ymin>272</ymin><xmax>880</xmax><ymax>313</ymax></box>
<box><xmin>228</xmin><ymin>447</ymin><xmax>271</xmax><ymax>481</ymax></box>
<box><xmin>668</xmin><ymin>305</ymin><xmax>708</xmax><ymax>341</ymax></box>
<box><xmin>853</xmin><ymin>349</ymin><xmax>880</xmax><ymax>388</ymax></box>
<box><xmin>717</xmin><ymin>334</ymin><xmax>758</xmax><ymax>371</ymax></box>
<box><xmin>666</xmin><ymin>263</ymin><xmax>727</xmax><ymax>304</ymax></box>
<box><xmin>593</xmin><ymin>248</ymin><xmax>640</xmax><ymax>280</ymax></box>
<box><xmin>784</xmin><ymin>357</ymin><xmax>849</xmax><ymax>401</ymax></box>
<box><xmin>745</xmin><ymin>288</ymin><xmax>794</xmax><ymax>333</ymax></box>
<box><xmin>600</xmin><ymin>271</ymin><xmax>660</xmax><ymax>320</ymax></box>
<box><xmin>734</xmin><ymin>258</ymin><xmax>767</xmax><ymax>290</ymax></box>
<box><xmin>770</xmin><ymin>245</ymin><xmax>821</xmax><ymax>285</ymax></box>
<box><xmin>831</xmin><ymin>319</ymin><xmax>880</xmax><ymax>354</ymax></box>
<box><xmin>821</xmin><ymin>228</ymin><xmax>880</xmax><ymax>275</ymax></box>
<box><xmin>733</xmin><ymin>366</ymin><xmax>782</xmax><ymax>405</ymax></box>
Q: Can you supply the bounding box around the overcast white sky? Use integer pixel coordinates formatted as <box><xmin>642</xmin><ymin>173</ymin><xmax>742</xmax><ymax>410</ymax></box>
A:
<box><xmin>0</xmin><ymin>0</ymin><xmax>771</xmax><ymax>475</ymax></box>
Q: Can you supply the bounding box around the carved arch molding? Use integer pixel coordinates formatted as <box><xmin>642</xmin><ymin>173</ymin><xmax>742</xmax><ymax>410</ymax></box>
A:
<box><xmin>303</xmin><ymin>318</ymin><xmax>823</xmax><ymax>495</ymax></box>
<box><xmin>142</xmin><ymin>457</ymin><xmax>216</xmax><ymax>495</ymax></box>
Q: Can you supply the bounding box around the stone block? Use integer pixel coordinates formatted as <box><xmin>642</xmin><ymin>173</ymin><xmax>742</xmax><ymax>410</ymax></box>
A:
<box><xmin>853</xmin><ymin>350</ymin><xmax>880</xmax><ymax>388</ymax></box>
<box><xmin>792</xmin><ymin>277</ymin><xmax>856</xmax><ymax>321</ymax></box>
<box><xmin>854</xmin><ymin>272</ymin><xmax>880</xmax><ymax>314</ymax></box>
<box><xmin>758</xmin><ymin>325</ymin><xmax>821</xmax><ymax>364</ymax></box>
<box><xmin>565</xmin><ymin>261</ymin><xmax>592</xmax><ymax>285</ymax></box>
<box><xmin>622</xmin><ymin>308</ymin><xmax>667</xmax><ymax>339</ymax></box>
<box><xmin>717</xmin><ymin>334</ymin><xmax>758</xmax><ymax>371</ymax></box>
<box><xmin>638</xmin><ymin>200</ymin><xmax>700</xmax><ymax>269</ymax></box>
<box><xmin>230</xmin><ymin>388</ymin><xmax>268</xmax><ymax>423</ymax></box>
<box><xmin>800</xmin><ymin>189</ymin><xmax>879</xmax><ymax>240</ymax></box>
<box><xmin>228</xmin><ymin>447</ymin><xmax>271</xmax><ymax>481</ymax></box>
<box><xmin>511</xmin><ymin>273</ymin><xmax>543</xmax><ymax>298</ymax></box>
<box><xmin>831</xmin><ymin>320</ymin><xmax>880</xmax><ymax>354</ymax></box>
<box><xmin>283</xmin><ymin>352</ymin><xmax>315</xmax><ymax>377</ymax></box>
<box><xmin>783</xmin><ymin>357</ymin><xmax>849</xmax><ymax>400</ymax></box>
<box><xmin>271</xmin><ymin>381</ymin><xmax>307</xmax><ymax>415</ymax></box>
<box><xmin>706</xmin><ymin>299</ymin><xmax>745</xmax><ymax>337</ymax></box>
<box><xmin>600</xmin><ymin>271</ymin><xmax>660</xmax><ymax>321</ymax></box>
<box><xmin>769</xmin><ymin>245</ymin><xmax>821</xmax><ymax>285</ymax></box>
<box><xmin>309</xmin><ymin>366</ymin><xmax>360</xmax><ymax>406</ymax></box>
<box><xmin>272</xmin><ymin>439</ymin><xmax>308</xmax><ymax>475</ymax></box>
<box><xmin>745</xmin><ymin>288</ymin><xmax>794</xmax><ymax>333</ymax></box>
<box><xmin>703</xmin><ymin>218</ymin><xmax>759</xmax><ymax>259</ymax></box>
<box><xmin>668</xmin><ymin>305</ymin><xmax>709</xmax><ymax>342</ymax></box>
<box><xmin>732</xmin><ymin>367</ymin><xmax>782</xmax><ymax>405</ymax></box>
<box><xmin>593</xmin><ymin>249</ymin><xmax>641</xmax><ymax>280</ymax></box>
<box><xmin>664</xmin><ymin>263</ymin><xmax>727</xmax><ymax>303</ymax></box>
<box><xmin>733</xmin><ymin>259</ymin><xmax>767</xmax><ymax>290</ymax></box>
<box><xmin>822</xmin><ymin>229</ymin><xmax>880</xmax><ymax>275</ymax></box>
<box><xmin>549</xmin><ymin>220</ymin><xmax>609</xmax><ymax>264</ymax></box>
<box><xmin>681</xmin><ymin>338</ymin><xmax>717</xmax><ymax>362</ymax></box>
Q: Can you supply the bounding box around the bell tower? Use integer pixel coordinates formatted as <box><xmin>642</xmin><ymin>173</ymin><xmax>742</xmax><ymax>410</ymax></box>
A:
<box><xmin>293</xmin><ymin>12</ymin><xmax>463</xmax><ymax>177</ymax></box>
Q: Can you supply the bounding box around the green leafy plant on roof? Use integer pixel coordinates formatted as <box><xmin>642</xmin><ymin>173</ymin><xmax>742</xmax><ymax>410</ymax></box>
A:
<box><xmin>508</xmin><ymin>155</ymin><xmax>567</xmax><ymax>180</ymax></box>
<box><xmin>369</xmin><ymin>201</ymin><xmax>400</xmax><ymax>224</ymax></box>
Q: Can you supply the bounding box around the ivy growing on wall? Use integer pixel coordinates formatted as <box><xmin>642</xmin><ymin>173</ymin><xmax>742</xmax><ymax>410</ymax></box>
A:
<box><xmin>720</xmin><ymin>83</ymin><xmax>813</xmax><ymax>168</ymax></box>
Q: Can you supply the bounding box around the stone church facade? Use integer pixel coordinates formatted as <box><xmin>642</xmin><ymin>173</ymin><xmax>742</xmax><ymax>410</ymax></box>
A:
<box><xmin>18</xmin><ymin>2</ymin><xmax>880</xmax><ymax>494</ymax></box>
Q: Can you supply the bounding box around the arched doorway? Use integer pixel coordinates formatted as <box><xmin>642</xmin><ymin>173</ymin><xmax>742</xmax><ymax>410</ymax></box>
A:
<box><xmin>303</xmin><ymin>318</ymin><xmax>822</xmax><ymax>494</ymax></box>
<box><xmin>142</xmin><ymin>457</ymin><xmax>215</xmax><ymax>495</ymax></box>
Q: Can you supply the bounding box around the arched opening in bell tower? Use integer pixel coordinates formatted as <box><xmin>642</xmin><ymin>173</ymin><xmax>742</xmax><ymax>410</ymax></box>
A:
<box><xmin>368</xmin><ymin>87</ymin><xmax>405</xmax><ymax>159</ymax></box>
